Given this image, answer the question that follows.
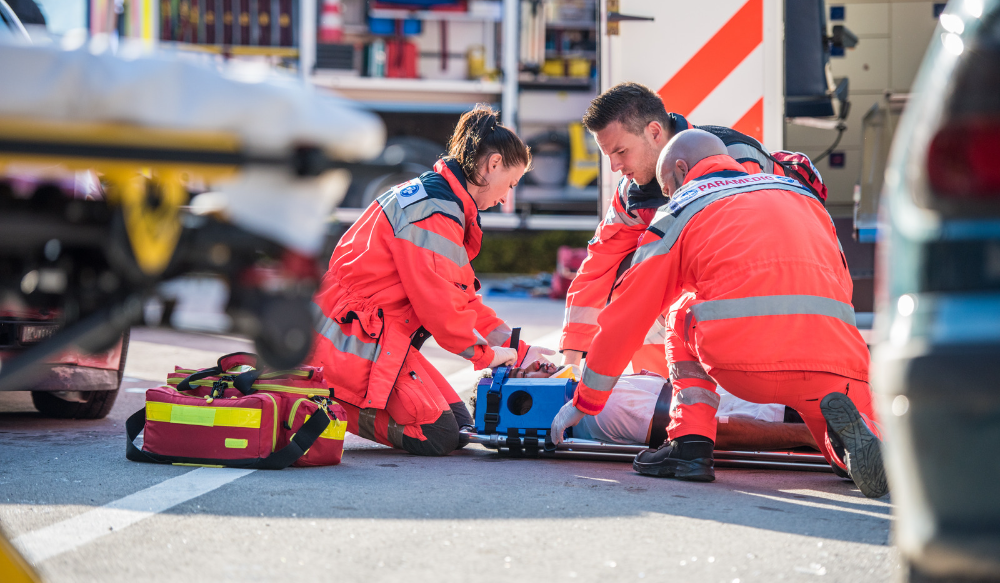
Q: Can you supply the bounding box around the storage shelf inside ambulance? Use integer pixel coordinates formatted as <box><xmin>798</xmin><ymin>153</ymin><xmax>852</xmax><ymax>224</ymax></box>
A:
<box><xmin>368</xmin><ymin>8</ymin><xmax>502</xmax><ymax>22</ymax></box>
<box><xmin>311</xmin><ymin>75</ymin><xmax>502</xmax><ymax>110</ymax></box>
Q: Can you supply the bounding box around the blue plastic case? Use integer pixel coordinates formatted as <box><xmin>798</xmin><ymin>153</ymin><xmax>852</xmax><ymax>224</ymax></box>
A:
<box><xmin>473</xmin><ymin>366</ymin><xmax>578</xmax><ymax>437</ymax></box>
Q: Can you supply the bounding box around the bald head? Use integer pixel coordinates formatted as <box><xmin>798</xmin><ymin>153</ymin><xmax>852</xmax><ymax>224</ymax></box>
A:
<box><xmin>656</xmin><ymin>129</ymin><xmax>729</xmax><ymax>196</ymax></box>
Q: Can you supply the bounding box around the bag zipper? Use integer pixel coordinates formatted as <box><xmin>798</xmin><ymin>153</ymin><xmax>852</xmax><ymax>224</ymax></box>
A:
<box><xmin>288</xmin><ymin>398</ymin><xmax>309</xmax><ymax>430</ymax></box>
<box><xmin>260</xmin><ymin>393</ymin><xmax>279</xmax><ymax>452</ymax></box>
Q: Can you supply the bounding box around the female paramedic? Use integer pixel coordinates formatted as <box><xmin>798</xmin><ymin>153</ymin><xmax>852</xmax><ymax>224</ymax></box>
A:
<box><xmin>306</xmin><ymin>105</ymin><xmax>550</xmax><ymax>456</ymax></box>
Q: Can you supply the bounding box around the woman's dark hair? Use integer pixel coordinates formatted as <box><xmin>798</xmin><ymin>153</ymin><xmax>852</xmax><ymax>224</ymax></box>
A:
<box><xmin>447</xmin><ymin>104</ymin><xmax>531</xmax><ymax>187</ymax></box>
<box><xmin>582</xmin><ymin>82</ymin><xmax>672</xmax><ymax>136</ymax></box>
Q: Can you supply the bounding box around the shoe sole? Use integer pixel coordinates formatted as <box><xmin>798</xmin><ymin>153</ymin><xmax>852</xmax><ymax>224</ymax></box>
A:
<box><xmin>821</xmin><ymin>392</ymin><xmax>888</xmax><ymax>498</ymax></box>
<box><xmin>633</xmin><ymin>457</ymin><xmax>716</xmax><ymax>482</ymax></box>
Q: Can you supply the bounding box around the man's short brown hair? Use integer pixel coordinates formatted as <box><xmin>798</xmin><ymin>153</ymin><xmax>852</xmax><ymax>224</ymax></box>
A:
<box><xmin>582</xmin><ymin>82</ymin><xmax>673</xmax><ymax>136</ymax></box>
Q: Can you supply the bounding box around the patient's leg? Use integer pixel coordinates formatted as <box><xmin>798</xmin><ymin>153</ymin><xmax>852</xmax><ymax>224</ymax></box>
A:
<box><xmin>714</xmin><ymin>416</ymin><xmax>818</xmax><ymax>451</ymax></box>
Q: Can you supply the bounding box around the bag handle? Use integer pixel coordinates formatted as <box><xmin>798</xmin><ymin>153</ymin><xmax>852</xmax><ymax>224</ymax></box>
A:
<box><xmin>218</xmin><ymin>352</ymin><xmax>258</xmax><ymax>371</ymax></box>
<box><xmin>125</xmin><ymin>406</ymin><xmax>330</xmax><ymax>470</ymax></box>
<box><xmin>175</xmin><ymin>352</ymin><xmax>261</xmax><ymax>394</ymax></box>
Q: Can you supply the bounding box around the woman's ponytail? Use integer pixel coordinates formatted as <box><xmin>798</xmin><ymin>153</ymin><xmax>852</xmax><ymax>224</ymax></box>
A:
<box><xmin>447</xmin><ymin>104</ymin><xmax>531</xmax><ymax>187</ymax></box>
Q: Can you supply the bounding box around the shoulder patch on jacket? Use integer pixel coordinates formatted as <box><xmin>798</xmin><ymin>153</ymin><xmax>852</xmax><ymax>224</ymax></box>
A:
<box><xmin>394</xmin><ymin>179</ymin><xmax>429</xmax><ymax>208</ymax></box>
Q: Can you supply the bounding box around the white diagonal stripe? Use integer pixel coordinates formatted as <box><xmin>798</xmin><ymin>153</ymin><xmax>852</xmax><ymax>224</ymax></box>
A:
<box><xmin>13</xmin><ymin>468</ymin><xmax>253</xmax><ymax>563</ymax></box>
<box><xmin>688</xmin><ymin>43</ymin><xmax>764</xmax><ymax>129</ymax></box>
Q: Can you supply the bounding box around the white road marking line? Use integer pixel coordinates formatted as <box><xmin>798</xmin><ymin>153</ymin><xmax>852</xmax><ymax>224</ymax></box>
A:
<box><xmin>13</xmin><ymin>467</ymin><xmax>254</xmax><ymax>563</ymax></box>
<box><xmin>574</xmin><ymin>475</ymin><xmax>619</xmax><ymax>483</ymax></box>
<box><xmin>735</xmin><ymin>490</ymin><xmax>894</xmax><ymax>520</ymax></box>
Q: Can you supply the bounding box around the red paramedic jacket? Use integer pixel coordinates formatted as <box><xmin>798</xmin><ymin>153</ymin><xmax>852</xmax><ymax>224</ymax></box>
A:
<box><xmin>307</xmin><ymin>159</ymin><xmax>521</xmax><ymax>410</ymax></box>
<box><xmin>572</xmin><ymin>155</ymin><xmax>868</xmax><ymax>415</ymax></box>
<box><xmin>561</xmin><ymin>117</ymin><xmax>781</xmax><ymax>355</ymax></box>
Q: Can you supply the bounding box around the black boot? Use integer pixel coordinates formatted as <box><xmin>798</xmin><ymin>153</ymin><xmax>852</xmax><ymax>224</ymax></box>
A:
<box><xmin>633</xmin><ymin>434</ymin><xmax>715</xmax><ymax>482</ymax></box>
<box><xmin>825</xmin><ymin>428</ymin><xmax>853</xmax><ymax>480</ymax></box>
<box><xmin>821</xmin><ymin>392</ymin><xmax>888</xmax><ymax>498</ymax></box>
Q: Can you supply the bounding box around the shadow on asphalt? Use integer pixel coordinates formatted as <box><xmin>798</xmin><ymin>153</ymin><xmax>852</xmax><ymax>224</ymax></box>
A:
<box><xmin>0</xmin><ymin>396</ymin><xmax>892</xmax><ymax>548</ymax></box>
<box><xmin>156</xmin><ymin>444</ymin><xmax>892</xmax><ymax>546</ymax></box>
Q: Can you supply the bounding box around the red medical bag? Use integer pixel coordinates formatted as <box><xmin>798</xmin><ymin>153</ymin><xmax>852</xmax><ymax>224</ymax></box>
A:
<box><xmin>126</xmin><ymin>352</ymin><xmax>347</xmax><ymax>469</ymax></box>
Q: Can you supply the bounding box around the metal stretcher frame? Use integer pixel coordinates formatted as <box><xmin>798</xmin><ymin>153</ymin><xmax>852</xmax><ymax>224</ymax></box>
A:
<box><xmin>461</xmin><ymin>431</ymin><xmax>833</xmax><ymax>473</ymax></box>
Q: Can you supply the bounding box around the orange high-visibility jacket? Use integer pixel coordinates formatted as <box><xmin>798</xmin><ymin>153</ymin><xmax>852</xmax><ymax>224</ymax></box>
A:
<box><xmin>308</xmin><ymin>159</ymin><xmax>520</xmax><ymax>410</ymax></box>
<box><xmin>572</xmin><ymin>155</ymin><xmax>868</xmax><ymax>415</ymax></box>
<box><xmin>560</xmin><ymin>118</ymin><xmax>781</xmax><ymax>355</ymax></box>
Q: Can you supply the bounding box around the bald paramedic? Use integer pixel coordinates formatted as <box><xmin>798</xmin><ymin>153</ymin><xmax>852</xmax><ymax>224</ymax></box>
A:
<box><xmin>560</xmin><ymin>82</ymin><xmax>826</xmax><ymax>378</ymax></box>
<box><xmin>551</xmin><ymin>130</ymin><xmax>887</xmax><ymax>499</ymax></box>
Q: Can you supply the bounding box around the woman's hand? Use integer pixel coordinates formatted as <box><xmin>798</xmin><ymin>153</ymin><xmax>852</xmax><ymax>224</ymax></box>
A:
<box><xmin>523</xmin><ymin>345</ymin><xmax>556</xmax><ymax>367</ymax></box>
<box><xmin>488</xmin><ymin>346</ymin><xmax>518</xmax><ymax>368</ymax></box>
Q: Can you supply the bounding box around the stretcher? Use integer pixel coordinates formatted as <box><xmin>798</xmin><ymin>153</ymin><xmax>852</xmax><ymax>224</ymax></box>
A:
<box><xmin>0</xmin><ymin>43</ymin><xmax>387</xmax><ymax>390</ymax></box>
<box><xmin>466</xmin><ymin>361</ymin><xmax>832</xmax><ymax>473</ymax></box>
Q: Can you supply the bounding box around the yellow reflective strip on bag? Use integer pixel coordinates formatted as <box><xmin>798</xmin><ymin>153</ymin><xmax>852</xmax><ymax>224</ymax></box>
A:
<box><xmin>146</xmin><ymin>401</ymin><xmax>172</xmax><ymax>422</ymax></box>
<box><xmin>304</xmin><ymin>414</ymin><xmax>348</xmax><ymax>440</ymax></box>
<box><xmin>225</xmin><ymin>438</ymin><xmax>249</xmax><ymax>449</ymax></box>
<box><xmin>171</xmin><ymin>406</ymin><xmax>216</xmax><ymax>426</ymax></box>
<box><xmin>145</xmin><ymin>402</ymin><xmax>261</xmax><ymax>428</ymax></box>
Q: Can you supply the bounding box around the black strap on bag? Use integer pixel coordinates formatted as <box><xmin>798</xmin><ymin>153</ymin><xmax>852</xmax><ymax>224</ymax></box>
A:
<box><xmin>125</xmin><ymin>406</ymin><xmax>330</xmax><ymax>470</ymax></box>
<box><xmin>176</xmin><ymin>366</ymin><xmax>225</xmax><ymax>392</ymax></box>
<box><xmin>648</xmin><ymin>381</ymin><xmax>674</xmax><ymax>449</ymax></box>
<box><xmin>177</xmin><ymin>352</ymin><xmax>262</xmax><ymax>394</ymax></box>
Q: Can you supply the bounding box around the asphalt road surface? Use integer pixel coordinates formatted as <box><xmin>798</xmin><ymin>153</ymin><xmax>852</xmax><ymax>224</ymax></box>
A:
<box><xmin>0</xmin><ymin>296</ymin><xmax>898</xmax><ymax>582</ymax></box>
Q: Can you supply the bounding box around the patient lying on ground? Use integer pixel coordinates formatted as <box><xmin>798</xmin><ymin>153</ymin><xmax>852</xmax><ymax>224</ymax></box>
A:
<box><xmin>504</xmin><ymin>361</ymin><xmax>818</xmax><ymax>451</ymax></box>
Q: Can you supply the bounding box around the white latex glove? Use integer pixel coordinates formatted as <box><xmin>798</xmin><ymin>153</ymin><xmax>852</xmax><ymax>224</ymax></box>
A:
<box><xmin>488</xmin><ymin>346</ymin><xmax>518</xmax><ymax>368</ymax></box>
<box><xmin>550</xmin><ymin>401</ymin><xmax>586</xmax><ymax>446</ymax></box>
<box><xmin>523</xmin><ymin>344</ymin><xmax>557</xmax><ymax>366</ymax></box>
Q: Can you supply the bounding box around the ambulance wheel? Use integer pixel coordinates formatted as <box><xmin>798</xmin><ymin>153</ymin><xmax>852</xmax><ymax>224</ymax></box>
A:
<box><xmin>31</xmin><ymin>389</ymin><xmax>119</xmax><ymax>420</ymax></box>
<box><xmin>253</xmin><ymin>296</ymin><xmax>314</xmax><ymax>370</ymax></box>
<box><xmin>30</xmin><ymin>330</ymin><xmax>129</xmax><ymax>419</ymax></box>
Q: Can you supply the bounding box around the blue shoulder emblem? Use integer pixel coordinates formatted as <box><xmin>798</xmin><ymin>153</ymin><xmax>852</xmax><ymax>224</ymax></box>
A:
<box><xmin>394</xmin><ymin>178</ymin><xmax>429</xmax><ymax>208</ymax></box>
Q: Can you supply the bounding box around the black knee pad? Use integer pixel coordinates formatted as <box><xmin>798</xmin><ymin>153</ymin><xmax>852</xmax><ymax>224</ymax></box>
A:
<box><xmin>402</xmin><ymin>410</ymin><xmax>460</xmax><ymax>456</ymax></box>
<box><xmin>450</xmin><ymin>401</ymin><xmax>473</xmax><ymax>428</ymax></box>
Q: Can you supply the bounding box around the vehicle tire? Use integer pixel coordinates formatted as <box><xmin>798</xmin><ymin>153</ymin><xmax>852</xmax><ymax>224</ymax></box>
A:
<box><xmin>30</xmin><ymin>330</ymin><xmax>129</xmax><ymax>420</ymax></box>
<box><xmin>253</xmin><ymin>297</ymin><xmax>314</xmax><ymax>370</ymax></box>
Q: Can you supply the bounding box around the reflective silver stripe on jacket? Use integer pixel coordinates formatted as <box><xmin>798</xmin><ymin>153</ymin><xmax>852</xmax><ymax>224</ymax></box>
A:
<box><xmin>643</xmin><ymin>316</ymin><xmax>667</xmax><ymax>345</ymax></box>
<box><xmin>604</xmin><ymin>199</ymin><xmax>646</xmax><ymax>227</ymax></box>
<box><xmin>312</xmin><ymin>303</ymin><xmax>380</xmax><ymax>362</ymax></box>
<box><xmin>581</xmin><ymin>367</ymin><xmax>619</xmax><ymax>392</ymax></box>
<box><xmin>670</xmin><ymin>386</ymin><xmax>721</xmax><ymax>412</ymax></box>
<box><xmin>564</xmin><ymin>305</ymin><xmax>602</xmax><ymax>327</ymax></box>
<box><xmin>378</xmin><ymin>192</ymin><xmax>469</xmax><ymax>267</ymax></box>
<box><xmin>633</xmin><ymin>180</ymin><xmax>821</xmax><ymax>266</ymax></box>
<box><xmin>459</xmin><ymin>330</ymin><xmax>489</xmax><ymax>359</ymax></box>
<box><xmin>486</xmin><ymin>323</ymin><xmax>512</xmax><ymax>346</ymax></box>
<box><xmin>689</xmin><ymin>294</ymin><xmax>857</xmax><ymax>327</ymax></box>
<box><xmin>669</xmin><ymin>360</ymin><xmax>713</xmax><ymax>382</ymax></box>
<box><xmin>726</xmin><ymin>142</ymin><xmax>774</xmax><ymax>174</ymax></box>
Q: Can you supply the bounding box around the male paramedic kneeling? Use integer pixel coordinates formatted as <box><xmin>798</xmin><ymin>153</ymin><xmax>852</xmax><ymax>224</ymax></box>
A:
<box><xmin>307</xmin><ymin>104</ymin><xmax>553</xmax><ymax>456</ymax></box>
<box><xmin>551</xmin><ymin>130</ymin><xmax>888</xmax><ymax>498</ymax></box>
<box><xmin>560</xmin><ymin>82</ymin><xmax>827</xmax><ymax>378</ymax></box>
